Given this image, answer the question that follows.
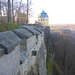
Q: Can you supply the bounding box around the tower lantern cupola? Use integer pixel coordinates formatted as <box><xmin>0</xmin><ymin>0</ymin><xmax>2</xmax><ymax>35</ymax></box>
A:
<box><xmin>38</xmin><ymin>10</ymin><xmax>49</xmax><ymax>26</ymax></box>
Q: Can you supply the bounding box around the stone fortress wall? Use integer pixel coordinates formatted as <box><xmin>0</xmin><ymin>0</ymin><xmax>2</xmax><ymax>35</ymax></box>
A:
<box><xmin>0</xmin><ymin>26</ymin><xmax>47</xmax><ymax>75</ymax></box>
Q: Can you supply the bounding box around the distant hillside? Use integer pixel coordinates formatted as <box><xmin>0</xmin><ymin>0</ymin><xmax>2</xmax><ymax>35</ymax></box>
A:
<box><xmin>0</xmin><ymin>20</ymin><xmax>21</xmax><ymax>32</ymax></box>
<box><xmin>50</xmin><ymin>24</ymin><xmax>75</xmax><ymax>31</ymax></box>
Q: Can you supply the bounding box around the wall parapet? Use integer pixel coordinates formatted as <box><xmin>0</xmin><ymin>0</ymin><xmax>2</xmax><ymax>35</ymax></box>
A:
<box><xmin>0</xmin><ymin>31</ymin><xmax>21</xmax><ymax>54</ymax></box>
<box><xmin>0</xmin><ymin>26</ymin><xmax>46</xmax><ymax>75</ymax></box>
<box><xmin>0</xmin><ymin>48</ymin><xmax>4</xmax><ymax>57</ymax></box>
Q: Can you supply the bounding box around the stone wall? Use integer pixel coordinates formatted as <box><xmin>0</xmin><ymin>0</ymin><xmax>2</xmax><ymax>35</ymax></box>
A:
<box><xmin>0</xmin><ymin>26</ymin><xmax>47</xmax><ymax>75</ymax></box>
<box><xmin>36</xmin><ymin>42</ymin><xmax>47</xmax><ymax>75</ymax></box>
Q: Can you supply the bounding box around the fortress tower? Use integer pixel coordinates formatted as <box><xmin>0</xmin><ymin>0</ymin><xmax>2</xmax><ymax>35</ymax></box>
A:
<box><xmin>38</xmin><ymin>10</ymin><xmax>49</xmax><ymax>26</ymax></box>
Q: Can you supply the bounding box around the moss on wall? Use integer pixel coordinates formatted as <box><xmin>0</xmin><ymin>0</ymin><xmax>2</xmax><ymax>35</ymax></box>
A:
<box><xmin>53</xmin><ymin>60</ymin><xmax>62</xmax><ymax>75</ymax></box>
<box><xmin>27</xmin><ymin>63</ymin><xmax>39</xmax><ymax>75</ymax></box>
<box><xmin>46</xmin><ymin>43</ymin><xmax>62</xmax><ymax>75</ymax></box>
<box><xmin>46</xmin><ymin>58</ymin><xmax>53</xmax><ymax>75</ymax></box>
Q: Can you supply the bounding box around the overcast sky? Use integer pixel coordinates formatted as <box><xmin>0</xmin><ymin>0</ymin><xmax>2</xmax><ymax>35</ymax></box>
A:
<box><xmin>24</xmin><ymin>0</ymin><xmax>75</xmax><ymax>24</ymax></box>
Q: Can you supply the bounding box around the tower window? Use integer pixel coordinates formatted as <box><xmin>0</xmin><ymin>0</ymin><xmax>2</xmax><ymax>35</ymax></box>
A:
<box><xmin>41</xmin><ymin>19</ymin><xmax>42</xmax><ymax>21</ymax></box>
<box><xmin>43</xmin><ymin>19</ymin><xmax>44</xmax><ymax>21</ymax></box>
<box><xmin>41</xmin><ymin>19</ymin><xmax>44</xmax><ymax>21</ymax></box>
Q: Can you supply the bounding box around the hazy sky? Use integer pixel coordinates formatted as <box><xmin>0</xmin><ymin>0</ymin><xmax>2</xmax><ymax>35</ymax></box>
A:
<box><xmin>25</xmin><ymin>0</ymin><xmax>75</xmax><ymax>24</ymax></box>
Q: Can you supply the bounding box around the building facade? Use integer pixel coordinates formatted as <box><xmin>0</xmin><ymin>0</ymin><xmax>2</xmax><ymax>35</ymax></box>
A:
<box><xmin>38</xmin><ymin>10</ymin><xmax>49</xmax><ymax>26</ymax></box>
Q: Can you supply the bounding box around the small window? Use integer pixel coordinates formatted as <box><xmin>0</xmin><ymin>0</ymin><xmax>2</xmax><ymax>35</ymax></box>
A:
<box><xmin>43</xmin><ymin>19</ymin><xmax>44</xmax><ymax>21</ymax></box>
<box><xmin>41</xmin><ymin>19</ymin><xmax>44</xmax><ymax>21</ymax></box>
<box><xmin>41</xmin><ymin>19</ymin><xmax>42</xmax><ymax>21</ymax></box>
<box><xmin>32</xmin><ymin>51</ymin><xmax>37</xmax><ymax>56</ymax></box>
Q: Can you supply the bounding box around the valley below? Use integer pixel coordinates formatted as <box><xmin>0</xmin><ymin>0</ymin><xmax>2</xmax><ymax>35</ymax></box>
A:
<box><xmin>47</xmin><ymin>25</ymin><xmax>75</xmax><ymax>75</ymax></box>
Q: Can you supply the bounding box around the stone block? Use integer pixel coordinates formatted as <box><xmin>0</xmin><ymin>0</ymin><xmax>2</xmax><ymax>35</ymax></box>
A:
<box><xmin>0</xmin><ymin>48</ymin><xmax>4</xmax><ymax>57</ymax></box>
<box><xmin>20</xmin><ymin>51</ymin><xmax>29</xmax><ymax>64</ymax></box>
<box><xmin>20</xmin><ymin>39</ymin><xmax>27</xmax><ymax>52</ymax></box>
<box><xmin>20</xmin><ymin>56</ymin><xmax>30</xmax><ymax>75</ymax></box>
<box><xmin>13</xmin><ymin>28</ymin><xmax>33</xmax><ymax>39</ymax></box>
<box><xmin>34</xmin><ymin>28</ymin><xmax>42</xmax><ymax>34</ymax></box>
<box><xmin>26</xmin><ymin>35</ymin><xmax>36</xmax><ymax>52</ymax></box>
<box><xmin>22</xmin><ymin>26</ymin><xmax>40</xmax><ymax>35</ymax></box>
<box><xmin>0</xmin><ymin>31</ymin><xmax>21</xmax><ymax>54</ymax></box>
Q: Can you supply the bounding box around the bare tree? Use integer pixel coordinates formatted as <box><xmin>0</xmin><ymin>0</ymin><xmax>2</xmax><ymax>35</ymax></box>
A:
<box><xmin>0</xmin><ymin>0</ymin><xmax>2</xmax><ymax>20</ymax></box>
<box><xmin>27</xmin><ymin>0</ymin><xmax>28</xmax><ymax>24</ymax></box>
<box><xmin>27</xmin><ymin>0</ymin><xmax>32</xmax><ymax>24</ymax></box>
<box><xmin>17</xmin><ymin>0</ymin><xmax>22</xmax><ymax>24</ymax></box>
<box><xmin>13</xmin><ymin>0</ymin><xmax>27</xmax><ymax>24</ymax></box>
<box><xmin>0</xmin><ymin>0</ymin><xmax>32</xmax><ymax>24</ymax></box>
<box><xmin>0</xmin><ymin>0</ymin><xmax>8</xmax><ymax>21</ymax></box>
<box><xmin>8</xmin><ymin>0</ymin><xmax>11</xmax><ymax>22</ymax></box>
<box><xmin>12</xmin><ymin>0</ymin><xmax>14</xmax><ymax>23</ymax></box>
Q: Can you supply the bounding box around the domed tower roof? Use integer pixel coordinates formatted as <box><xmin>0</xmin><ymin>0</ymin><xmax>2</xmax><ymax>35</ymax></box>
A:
<box><xmin>38</xmin><ymin>10</ymin><xmax>48</xmax><ymax>18</ymax></box>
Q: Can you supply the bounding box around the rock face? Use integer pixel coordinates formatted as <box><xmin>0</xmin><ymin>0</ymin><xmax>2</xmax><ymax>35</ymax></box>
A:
<box><xmin>44</xmin><ymin>26</ymin><xmax>75</xmax><ymax>75</ymax></box>
<box><xmin>44</xmin><ymin>26</ymin><xmax>51</xmax><ymax>51</ymax></box>
<box><xmin>44</xmin><ymin>26</ymin><xmax>53</xmax><ymax>75</ymax></box>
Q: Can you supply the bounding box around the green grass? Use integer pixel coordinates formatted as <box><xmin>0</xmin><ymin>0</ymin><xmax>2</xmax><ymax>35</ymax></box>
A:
<box><xmin>0</xmin><ymin>20</ymin><xmax>21</xmax><ymax>32</ymax></box>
